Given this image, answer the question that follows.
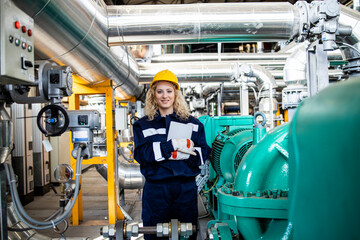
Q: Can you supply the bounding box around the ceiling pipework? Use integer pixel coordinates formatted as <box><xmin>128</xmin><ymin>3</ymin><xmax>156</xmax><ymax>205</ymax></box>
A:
<box><xmin>12</xmin><ymin>0</ymin><xmax>142</xmax><ymax>99</ymax></box>
<box><xmin>107</xmin><ymin>3</ymin><xmax>301</xmax><ymax>45</ymax></box>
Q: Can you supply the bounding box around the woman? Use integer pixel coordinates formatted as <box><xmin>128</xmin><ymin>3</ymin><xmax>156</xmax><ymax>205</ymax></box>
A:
<box><xmin>133</xmin><ymin>69</ymin><xmax>211</xmax><ymax>239</ymax></box>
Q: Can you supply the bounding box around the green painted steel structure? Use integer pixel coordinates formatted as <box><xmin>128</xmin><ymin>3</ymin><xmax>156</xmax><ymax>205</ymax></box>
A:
<box><xmin>288</xmin><ymin>75</ymin><xmax>360</xmax><ymax>239</ymax></box>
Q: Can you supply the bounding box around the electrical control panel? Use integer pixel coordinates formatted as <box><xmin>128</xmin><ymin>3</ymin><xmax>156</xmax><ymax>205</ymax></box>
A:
<box><xmin>68</xmin><ymin>110</ymin><xmax>101</xmax><ymax>130</ymax></box>
<box><xmin>0</xmin><ymin>0</ymin><xmax>35</xmax><ymax>85</ymax></box>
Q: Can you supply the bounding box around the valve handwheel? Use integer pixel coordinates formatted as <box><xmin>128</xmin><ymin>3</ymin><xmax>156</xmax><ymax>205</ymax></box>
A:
<box><xmin>37</xmin><ymin>104</ymin><xmax>69</xmax><ymax>137</ymax></box>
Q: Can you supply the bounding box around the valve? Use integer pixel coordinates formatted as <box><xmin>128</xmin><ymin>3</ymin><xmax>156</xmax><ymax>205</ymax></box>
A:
<box><xmin>36</xmin><ymin>104</ymin><xmax>69</xmax><ymax>137</ymax></box>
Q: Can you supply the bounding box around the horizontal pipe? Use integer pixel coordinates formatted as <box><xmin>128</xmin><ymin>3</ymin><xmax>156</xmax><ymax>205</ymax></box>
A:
<box><xmin>95</xmin><ymin>159</ymin><xmax>145</xmax><ymax>189</ymax></box>
<box><xmin>139</xmin><ymin>62</ymin><xmax>344</xmax><ymax>84</ymax></box>
<box><xmin>151</xmin><ymin>53</ymin><xmax>290</xmax><ymax>63</ymax></box>
<box><xmin>150</xmin><ymin>50</ymin><xmax>343</xmax><ymax>63</ymax></box>
<box><xmin>108</xmin><ymin>3</ymin><xmax>300</xmax><ymax>45</ymax></box>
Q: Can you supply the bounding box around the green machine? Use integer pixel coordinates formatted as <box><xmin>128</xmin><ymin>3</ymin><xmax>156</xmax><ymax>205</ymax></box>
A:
<box><xmin>200</xmin><ymin>75</ymin><xmax>360</xmax><ymax>240</ymax></box>
<box><xmin>287</xmin><ymin>75</ymin><xmax>360</xmax><ymax>239</ymax></box>
<box><xmin>200</xmin><ymin>113</ymin><xmax>290</xmax><ymax>239</ymax></box>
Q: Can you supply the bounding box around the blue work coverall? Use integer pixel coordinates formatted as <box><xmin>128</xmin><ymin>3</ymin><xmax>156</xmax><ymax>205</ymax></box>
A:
<box><xmin>133</xmin><ymin>111</ymin><xmax>211</xmax><ymax>239</ymax></box>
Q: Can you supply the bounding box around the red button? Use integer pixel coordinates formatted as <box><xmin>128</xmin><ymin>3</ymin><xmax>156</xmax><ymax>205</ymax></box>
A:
<box><xmin>15</xmin><ymin>21</ymin><xmax>20</xmax><ymax>29</ymax></box>
<box><xmin>28</xmin><ymin>29</ymin><xmax>32</xmax><ymax>37</ymax></box>
<box><xmin>22</xmin><ymin>26</ymin><xmax>27</xmax><ymax>33</ymax></box>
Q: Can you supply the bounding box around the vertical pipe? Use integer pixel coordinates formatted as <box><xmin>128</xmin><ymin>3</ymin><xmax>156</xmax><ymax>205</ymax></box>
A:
<box><xmin>269</xmin><ymin>83</ymin><xmax>274</xmax><ymax>129</ymax></box>
<box><xmin>240</xmin><ymin>82</ymin><xmax>249</xmax><ymax>115</ymax></box>
<box><xmin>218</xmin><ymin>43</ymin><xmax>222</xmax><ymax>62</ymax></box>
<box><xmin>354</xmin><ymin>0</ymin><xmax>360</xmax><ymax>11</ymax></box>
<box><xmin>217</xmin><ymin>84</ymin><xmax>224</xmax><ymax>116</ymax></box>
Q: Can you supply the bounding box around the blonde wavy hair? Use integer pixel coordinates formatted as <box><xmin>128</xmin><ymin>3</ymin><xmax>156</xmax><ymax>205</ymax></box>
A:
<box><xmin>144</xmin><ymin>81</ymin><xmax>190</xmax><ymax>121</ymax></box>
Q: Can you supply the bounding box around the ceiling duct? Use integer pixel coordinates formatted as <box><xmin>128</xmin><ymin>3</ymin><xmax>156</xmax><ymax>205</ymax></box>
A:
<box><xmin>151</xmin><ymin>53</ymin><xmax>290</xmax><ymax>63</ymax></box>
<box><xmin>13</xmin><ymin>0</ymin><xmax>142</xmax><ymax>99</ymax></box>
<box><xmin>108</xmin><ymin>3</ymin><xmax>301</xmax><ymax>45</ymax></box>
<box><xmin>13</xmin><ymin>1</ymin><xmax>359</xmax><ymax>99</ymax></box>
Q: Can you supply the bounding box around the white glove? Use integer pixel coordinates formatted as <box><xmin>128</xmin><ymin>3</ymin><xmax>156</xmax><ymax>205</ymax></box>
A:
<box><xmin>172</xmin><ymin>138</ymin><xmax>196</xmax><ymax>156</ymax></box>
<box><xmin>169</xmin><ymin>151</ymin><xmax>190</xmax><ymax>160</ymax></box>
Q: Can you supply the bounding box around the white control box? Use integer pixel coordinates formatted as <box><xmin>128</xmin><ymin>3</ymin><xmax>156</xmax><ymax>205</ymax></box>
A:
<box><xmin>0</xmin><ymin>0</ymin><xmax>35</xmax><ymax>85</ymax></box>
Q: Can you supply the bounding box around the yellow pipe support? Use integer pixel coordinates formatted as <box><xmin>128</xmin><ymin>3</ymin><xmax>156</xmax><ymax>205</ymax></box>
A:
<box><xmin>284</xmin><ymin>110</ymin><xmax>289</xmax><ymax>122</ymax></box>
<box><xmin>69</xmin><ymin>76</ymin><xmax>124</xmax><ymax>226</ymax></box>
<box><xmin>276</xmin><ymin>105</ymin><xmax>281</xmax><ymax>126</ymax></box>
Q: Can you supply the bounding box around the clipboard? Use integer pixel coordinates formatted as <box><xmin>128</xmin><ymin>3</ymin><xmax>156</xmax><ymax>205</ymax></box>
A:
<box><xmin>167</xmin><ymin>121</ymin><xmax>193</xmax><ymax>141</ymax></box>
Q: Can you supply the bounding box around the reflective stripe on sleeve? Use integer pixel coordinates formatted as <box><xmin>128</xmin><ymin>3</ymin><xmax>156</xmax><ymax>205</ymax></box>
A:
<box><xmin>153</xmin><ymin>142</ymin><xmax>165</xmax><ymax>161</ymax></box>
<box><xmin>194</xmin><ymin>147</ymin><xmax>204</xmax><ymax>165</ymax></box>
<box><xmin>142</xmin><ymin>128</ymin><xmax>166</xmax><ymax>138</ymax></box>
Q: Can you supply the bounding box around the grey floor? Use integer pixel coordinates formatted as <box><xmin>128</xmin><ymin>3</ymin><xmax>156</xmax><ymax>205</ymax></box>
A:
<box><xmin>23</xmin><ymin>165</ymin><xmax>210</xmax><ymax>240</ymax></box>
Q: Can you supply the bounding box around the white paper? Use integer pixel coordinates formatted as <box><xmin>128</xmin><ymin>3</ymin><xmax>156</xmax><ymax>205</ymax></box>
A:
<box><xmin>42</xmin><ymin>139</ymin><xmax>53</xmax><ymax>152</ymax></box>
<box><xmin>167</xmin><ymin>121</ymin><xmax>193</xmax><ymax>141</ymax></box>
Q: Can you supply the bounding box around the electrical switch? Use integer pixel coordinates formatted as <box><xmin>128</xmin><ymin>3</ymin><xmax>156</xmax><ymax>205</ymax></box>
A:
<box><xmin>21</xmin><ymin>57</ymin><xmax>33</xmax><ymax>70</ymax></box>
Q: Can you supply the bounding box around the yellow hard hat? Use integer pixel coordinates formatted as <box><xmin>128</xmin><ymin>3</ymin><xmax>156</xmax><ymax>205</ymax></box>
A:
<box><xmin>151</xmin><ymin>69</ymin><xmax>179</xmax><ymax>90</ymax></box>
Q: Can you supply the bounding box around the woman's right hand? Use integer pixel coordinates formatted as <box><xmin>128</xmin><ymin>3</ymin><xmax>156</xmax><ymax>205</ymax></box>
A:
<box><xmin>172</xmin><ymin>139</ymin><xmax>196</xmax><ymax>156</ymax></box>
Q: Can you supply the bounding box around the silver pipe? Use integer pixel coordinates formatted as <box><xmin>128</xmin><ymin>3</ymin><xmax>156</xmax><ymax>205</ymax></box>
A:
<box><xmin>217</xmin><ymin>84</ymin><xmax>224</xmax><ymax>116</ymax></box>
<box><xmin>338</xmin><ymin>5</ymin><xmax>360</xmax><ymax>59</ymax></box>
<box><xmin>151</xmin><ymin>53</ymin><xmax>290</xmax><ymax>63</ymax></box>
<box><xmin>283</xmin><ymin>44</ymin><xmax>307</xmax><ymax>86</ymax></box>
<box><xmin>140</xmin><ymin>61</ymin><xmax>344</xmax><ymax>84</ymax></box>
<box><xmin>0</xmin><ymin>103</ymin><xmax>12</xmax><ymax>164</ymax></box>
<box><xmin>139</xmin><ymin>61</ymin><xmax>282</xmax><ymax>83</ymax></box>
<box><xmin>13</xmin><ymin>0</ymin><xmax>142</xmax><ymax>99</ymax></box>
<box><xmin>108</xmin><ymin>2</ymin><xmax>300</xmax><ymax>45</ymax></box>
<box><xmin>240</xmin><ymin>82</ymin><xmax>249</xmax><ymax>115</ymax></box>
<box><xmin>151</xmin><ymin>51</ymin><xmax>343</xmax><ymax>62</ymax></box>
<box><xmin>248</xmin><ymin>64</ymin><xmax>277</xmax><ymax>90</ymax></box>
<box><xmin>95</xmin><ymin>160</ymin><xmax>145</xmax><ymax>190</ymax></box>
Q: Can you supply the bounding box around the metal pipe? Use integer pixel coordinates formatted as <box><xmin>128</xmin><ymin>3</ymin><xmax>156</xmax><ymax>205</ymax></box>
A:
<box><xmin>139</xmin><ymin>61</ymin><xmax>281</xmax><ymax>83</ymax></box>
<box><xmin>108</xmin><ymin>3</ymin><xmax>300</xmax><ymax>45</ymax></box>
<box><xmin>240</xmin><ymin>82</ymin><xmax>249</xmax><ymax>115</ymax></box>
<box><xmin>150</xmin><ymin>51</ymin><xmax>343</xmax><ymax>63</ymax></box>
<box><xmin>338</xmin><ymin>6</ymin><xmax>360</xmax><ymax>59</ymax></box>
<box><xmin>95</xmin><ymin>159</ymin><xmax>145</xmax><ymax>190</ymax></box>
<box><xmin>13</xmin><ymin>0</ymin><xmax>142</xmax><ymax>99</ymax></box>
<box><xmin>217</xmin><ymin>84</ymin><xmax>224</xmax><ymax>116</ymax></box>
<box><xmin>249</xmin><ymin>64</ymin><xmax>277</xmax><ymax>90</ymax></box>
<box><xmin>0</xmin><ymin>103</ymin><xmax>12</xmax><ymax>164</ymax></box>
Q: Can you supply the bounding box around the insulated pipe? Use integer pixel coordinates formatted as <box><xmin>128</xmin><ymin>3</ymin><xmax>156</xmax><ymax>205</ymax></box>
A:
<box><xmin>151</xmin><ymin>53</ymin><xmax>290</xmax><ymax>63</ymax></box>
<box><xmin>150</xmin><ymin>50</ymin><xmax>343</xmax><ymax>63</ymax></box>
<box><xmin>13</xmin><ymin>0</ymin><xmax>142</xmax><ymax>99</ymax></box>
<box><xmin>95</xmin><ymin>159</ymin><xmax>145</xmax><ymax>190</ymax></box>
<box><xmin>107</xmin><ymin>3</ymin><xmax>301</xmax><ymax>45</ymax></box>
<box><xmin>338</xmin><ymin>6</ymin><xmax>360</xmax><ymax>59</ymax></box>
<box><xmin>247</xmin><ymin>64</ymin><xmax>277</xmax><ymax>90</ymax></box>
<box><xmin>139</xmin><ymin>61</ymin><xmax>281</xmax><ymax>83</ymax></box>
<box><xmin>283</xmin><ymin>44</ymin><xmax>307</xmax><ymax>86</ymax></box>
<box><xmin>140</xmin><ymin>62</ymin><xmax>344</xmax><ymax>85</ymax></box>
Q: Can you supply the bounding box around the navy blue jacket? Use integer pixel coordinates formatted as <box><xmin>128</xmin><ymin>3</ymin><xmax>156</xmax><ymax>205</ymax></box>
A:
<box><xmin>133</xmin><ymin>111</ymin><xmax>211</xmax><ymax>183</ymax></box>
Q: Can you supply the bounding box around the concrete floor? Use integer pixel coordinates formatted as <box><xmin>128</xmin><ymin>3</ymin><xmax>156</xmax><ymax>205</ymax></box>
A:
<box><xmin>24</xmin><ymin>166</ymin><xmax>142</xmax><ymax>239</ymax></box>
<box><xmin>23</xmin><ymin>165</ymin><xmax>211</xmax><ymax>240</ymax></box>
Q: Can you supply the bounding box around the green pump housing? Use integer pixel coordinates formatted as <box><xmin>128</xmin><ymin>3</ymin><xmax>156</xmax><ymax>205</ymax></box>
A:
<box><xmin>199</xmin><ymin>75</ymin><xmax>360</xmax><ymax>240</ymax></box>
<box><xmin>200</xmin><ymin>114</ymin><xmax>290</xmax><ymax>239</ymax></box>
